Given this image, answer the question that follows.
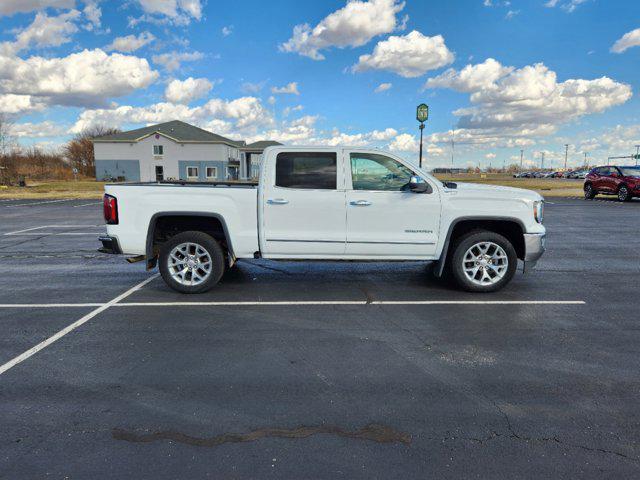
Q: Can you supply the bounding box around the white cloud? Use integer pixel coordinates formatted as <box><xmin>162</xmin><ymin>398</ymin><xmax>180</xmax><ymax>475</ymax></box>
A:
<box><xmin>611</xmin><ymin>28</ymin><xmax>640</xmax><ymax>54</ymax></box>
<box><xmin>423</xmin><ymin>59</ymin><xmax>632</xmax><ymax>146</ymax></box>
<box><xmin>369</xmin><ymin>127</ymin><xmax>398</xmax><ymax>140</ymax></box>
<box><xmin>1</xmin><ymin>10</ymin><xmax>80</xmax><ymax>54</ymax></box>
<box><xmin>271</xmin><ymin>82</ymin><xmax>300</xmax><ymax>95</ymax></box>
<box><xmin>164</xmin><ymin>77</ymin><xmax>212</xmax><ymax>104</ymax></box>
<box><xmin>9</xmin><ymin>120</ymin><xmax>67</xmax><ymax>138</ymax></box>
<box><xmin>280</xmin><ymin>0</ymin><xmax>406</xmax><ymax>60</ymax></box>
<box><xmin>282</xmin><ymin>104</ymin><xmax>304</xmax><ymax>116</ymax></box>
<box><xmin>505</xmin><ymin>9</ymin><xmax>519</xmax><ymax>19</ymax></box>
<box><xmin>545</xmin><ymin>0</ymin><xmax>589</xmax><ymax>13</ymax></box>
<box><xmin>0</xmin><ymin>94</ymin><xmax>47</xmax><ymax>114</ymax></box>
<box><xmin>151</xmin><ymin>51</ymin><xmax>204</xmax><ymax>71</ymax></box>
<box><xmin>131</xmin><ymin>0</ymin><xmax>202</xmax><ymax>24</ymax></box>
<box><xmin>0</xmin><ymin>0</ymin><xmax>75</xmax><ymax>16</ymax></box>
<box><xmin>389</xmin><ymin>133</ymin><xmax>418</xmax><ymax>152</ymax></box>
<box><xmin>352</xmin><ymin>31</ymin><xmax>454</xmax><ymax>78</ymax></box>
<box><xmin>485</xmin><ymin>152</ymin><xmax>496</xmax><ymax>159</ymax></box>
<box><xmin>267</xmin><ymin>96</ymin><xmax>276</xmax><ymax>105</ymax></box>
<box><xmin>222</xmin><ymin>25</ymin><xmax>233</xmax><ymax>36</ymax></box>
<box><xmin>240</xmin><ymin>80</ymin><xmax>266</xmax><ymax>94</ymax></box>
<box><xmin>70</xmin><ymin>96</ymin><xmax>274</xmax><ymax>133</ymax></box>
<box><xmin>83</xmin><ymin>0</ymin><xmax>101</xmax><ymax>30</ymax></box>
<box><xmin>423</xmin><ymin>58</ymin><xmax>514</xmax><ymax>92</ymax></box>
<box><xmin>0</xmin><ymin>48</ymin><xmax>158</xmax><ymax>107</ymax></box>
<box><xmin>106</xmin><ymin>32</ymin><xmax>155</xmax><ymax>52</ymax></box>
<box><xmin>374</xmin><ymin>82</ymin><xmax>392</xmax><ymax>93</ymax></box>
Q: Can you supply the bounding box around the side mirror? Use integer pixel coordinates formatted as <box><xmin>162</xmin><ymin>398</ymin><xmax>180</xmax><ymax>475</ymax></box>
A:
<box><xmin>443</xmin><ymin>181</ymin><xmax>457</xmax><ymax>189</ymax></box>
<box><xmin>409</xmin><ymin>175</ymin><xmax>432</xmax><ymax>193</ymax></box>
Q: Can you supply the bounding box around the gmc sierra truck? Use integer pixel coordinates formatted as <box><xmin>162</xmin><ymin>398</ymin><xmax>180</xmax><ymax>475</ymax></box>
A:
<box><xmin>99</xmin><ymin>146</ymin><xmax>546</xmax><ymax>293</ymax></box>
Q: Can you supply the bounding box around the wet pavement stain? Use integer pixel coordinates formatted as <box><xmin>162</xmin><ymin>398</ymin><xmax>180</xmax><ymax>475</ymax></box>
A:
<box><xmin>112</xmin><ymin>423</ymin><xmax>411</xmax><ymax>447</ymax></box>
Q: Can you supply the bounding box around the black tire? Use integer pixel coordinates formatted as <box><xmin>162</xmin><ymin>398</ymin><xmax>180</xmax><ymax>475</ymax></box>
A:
<box><xmin>584</xmin><ymin>183</ymin><xmax>596</xmax><ymax>200</ymax></box>
<box><xmin>159</xmin><ymin>231</ymin><xmax>225</xmax><ymax>294</ymax></box>
<box><xmin>449</xmin><ymin>230</ymin><xmax>518</xmax><ymax>293</ymax></box>
<box><xmin>617</xmin><ymin>185</ymin><xmax>631</xmax><ymax>202</ymax></box>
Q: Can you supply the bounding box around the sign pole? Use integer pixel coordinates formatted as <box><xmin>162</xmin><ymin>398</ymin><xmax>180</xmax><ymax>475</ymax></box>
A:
<box><xmin>416</xmin><ymin>104</ymin><xmax>429</xmax><ymax>169</ymax></box>
<box><xmin>419</xmin><ymin>123</ymin><xmax>424</xmax><ymax>168</ymax></box>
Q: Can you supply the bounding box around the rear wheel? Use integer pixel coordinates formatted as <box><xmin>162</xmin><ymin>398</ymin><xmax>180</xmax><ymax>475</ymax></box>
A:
<box><xmin>159</xmin><ymin>231</ymin><xmax>225</xmax><ymax>293</ymax></box>
<box><xmin>450</xmin><ymin>230</ymin><xmax>517</xmax><ymax>293</ymax></box>
<box><xmin>618</xmin><ymin>185</ymin><xmax>631</xmax><ymax>202</ymax></box>
<box><xmin>584</xmin><ymin>183</ymin><xmax>596</xmax><ymax>199</ymax></box>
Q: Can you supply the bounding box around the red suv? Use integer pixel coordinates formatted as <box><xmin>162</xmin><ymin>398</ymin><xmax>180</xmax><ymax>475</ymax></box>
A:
<box><xmin>584</xmin><ymin>165</ymin><xmax>640</xmax><ymax>202</ymax></box>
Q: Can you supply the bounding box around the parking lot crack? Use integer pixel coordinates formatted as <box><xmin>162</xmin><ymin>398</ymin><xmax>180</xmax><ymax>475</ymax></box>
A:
<box><xmin>112</xmin><ymin>423</ymin><xmax>411</xmax><ymax>447</ymax></box>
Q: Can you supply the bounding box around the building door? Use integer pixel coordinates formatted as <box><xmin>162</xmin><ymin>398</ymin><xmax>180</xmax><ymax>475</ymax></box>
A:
<box><xmin>227</xmin><ymin>166</ymin><xmax>239</xmax><ymax>180</ymax></box>
<box><xmin>155</xmin><ymin>166</ymin><xmax>164</xmax><ymax>182</ymax></box>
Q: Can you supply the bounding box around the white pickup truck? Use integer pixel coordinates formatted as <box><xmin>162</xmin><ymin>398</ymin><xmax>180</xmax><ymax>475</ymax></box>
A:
<box><xmin>99</xmin><ymin>146</ymin><xmax>545</xmax><ymax>293</ymax></box>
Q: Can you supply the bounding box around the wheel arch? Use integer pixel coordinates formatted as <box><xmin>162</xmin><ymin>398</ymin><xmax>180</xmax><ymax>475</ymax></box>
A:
<box><xmin>145</xmin><ymin>212</ymin><xmax>234</xmax><ymax>270</ymax></box>
<box><xmin>434</xmin><ymin>217</ymin><xmax>526</xmax><ymax>277</ymax></box>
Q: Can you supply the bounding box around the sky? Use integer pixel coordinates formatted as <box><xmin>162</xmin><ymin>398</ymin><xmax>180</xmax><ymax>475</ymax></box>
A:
<box><xmin>0</xmin><ymin>0</ymin><xmax>639</xmax><ymax>169</ymax></box>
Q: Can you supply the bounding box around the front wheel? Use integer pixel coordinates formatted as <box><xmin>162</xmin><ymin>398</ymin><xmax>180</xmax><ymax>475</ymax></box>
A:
<box><xmin>450</xmin><ymin>231</ymin><xmax>517</xmax><ymax>293</ymax></box>
<box><xmin>159</xmin><ymin>231</ymin><xmax>225</xmax><ymax>293</ymax></box>
<box><xmin>584</xmin><ymin>183</ymin><xmax>596</xmax><ymax>199</ymax></box>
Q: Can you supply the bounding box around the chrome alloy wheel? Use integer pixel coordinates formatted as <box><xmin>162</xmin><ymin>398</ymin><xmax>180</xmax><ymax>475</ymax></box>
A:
<box><xmin>618</xmin><ymin>186</ymin><xmax>629</xmax><ymax>201</ymax></box>
<box><xmin>167</xmin><ymin>242</ymin><xmax>212</xmax><ymax>286</ymax></box>
<box><xmin>462</xmin><ymin>241</ymin><xmax>509</xmax><ymax>286</ymax></box>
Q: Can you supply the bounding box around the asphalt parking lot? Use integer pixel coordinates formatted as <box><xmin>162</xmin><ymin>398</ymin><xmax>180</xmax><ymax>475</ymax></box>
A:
<box><xmin>0</xmin><ymin>196</ymin><xmax>639</xmax><ymax>478</ymax></box>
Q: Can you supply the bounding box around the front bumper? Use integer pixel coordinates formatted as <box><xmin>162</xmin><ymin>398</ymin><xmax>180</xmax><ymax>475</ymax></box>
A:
<box><xmin>523</xmin><ymin>233</ymin><xmax>545</xmax><ymax>272</ymax></box>
<box><xmin>98</xmin><ymin>235</ymin><xmax>122</xmax><ymax>254</ymax></box>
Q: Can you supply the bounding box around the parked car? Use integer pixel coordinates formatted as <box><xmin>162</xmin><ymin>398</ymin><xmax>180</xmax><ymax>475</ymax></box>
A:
<box><xmin>584</xmin><ymin>165</ymin><xmax>640</xmax><ymax>201</ymax></box>
<box><xmin>100</xmin><ymin>146</ymin><xmax>546</xmax><ymax>293</ymax></box>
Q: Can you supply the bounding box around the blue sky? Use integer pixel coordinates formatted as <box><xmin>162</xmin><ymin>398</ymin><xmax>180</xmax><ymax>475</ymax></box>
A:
<box><xmin>1</xmin><ymin>0</ymin><xmax>639</xmax><ymax>169</ymax></box>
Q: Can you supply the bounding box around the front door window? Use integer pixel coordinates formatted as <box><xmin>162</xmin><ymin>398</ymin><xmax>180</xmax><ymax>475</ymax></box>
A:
<box><xmin>350</xmin><ymin>153</ymin><xmax>415</xmax><ymax>191</ymax></box>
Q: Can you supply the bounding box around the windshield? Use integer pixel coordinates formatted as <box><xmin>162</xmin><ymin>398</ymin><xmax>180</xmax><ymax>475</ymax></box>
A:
<box><xmin>619</xmin><ymin>167</ymin><xmax>640</xmax><ymax>176</ymax></box>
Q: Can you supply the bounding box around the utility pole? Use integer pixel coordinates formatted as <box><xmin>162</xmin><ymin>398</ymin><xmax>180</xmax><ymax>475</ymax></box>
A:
<box><xmin>520</xmin><ymin>149</ymin><xmax>524</xmax><ymax>170</ymax></box>
<box><xmin>584</xmin><ymin>152</ymin><xmax>588</xmax><ymax>167</ymax></box>
<box><xmin>564</xmin><ymin>144</ymin><xmax>569</xmax><ymax>171</ymax></box>
<box><xmin>541</xmin><ymin>151</ymin><xmax>545</xmax><ymax>169</ymax></box>
<box><xmin>635</xmin><ymin>145</ymin><xmax>640</xmax><ymax>166</ymax></box>
<box><xmin>450</xmin><ymin>127</ymin><xmax>455</xmax><ymax>169</ymax></box>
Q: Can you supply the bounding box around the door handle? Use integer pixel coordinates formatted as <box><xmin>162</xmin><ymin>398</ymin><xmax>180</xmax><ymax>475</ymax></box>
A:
<box><xmin>350</xmin><ymin>200</ymin><xmax>372</xmax><ymax>206</ymax></box>
<box><xmin>267</xmin><ymin>198</ymin><xmax>289</xmax><ymax>205</ymax></box>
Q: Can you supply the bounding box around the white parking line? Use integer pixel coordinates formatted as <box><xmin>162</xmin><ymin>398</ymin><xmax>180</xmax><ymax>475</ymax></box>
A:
<box><xmin>4</xmin><ymin>225</ymin><xmax>103</xmax><ymax>236</ymax></box>
<box><xmin>73</xmin><ymin>202</ymin><xmax>102</xmax><ymax>208</ymax></box>
<box><xmin>0</xmin><ymin>274</ymin><xmax>159</xmax><ymax>377</ymax></box>
<box><xmin>0</xmin><ymin>299</ymin><xmax>586</xmax><ymax>308</ymax></box>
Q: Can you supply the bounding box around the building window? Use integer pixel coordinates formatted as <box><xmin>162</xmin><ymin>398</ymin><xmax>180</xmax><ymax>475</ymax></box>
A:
<box><xmin>155</xmin><ymin>166</ymin><xmax>164</xmax><ymax>182</ymax></box>
<box><xmin>153</xmin><ymin>145</ymin><xmax>164</xmax><ymax>156</ymax></box>
<box><xmin>186</xmin><ymin>166</ymin><xmax>199</xmax><ymax>180</ymax></box>
<box><xmin>206</xmin><ymin>167</ymin><xmax>218</xmax><ymax>180</ymax></box>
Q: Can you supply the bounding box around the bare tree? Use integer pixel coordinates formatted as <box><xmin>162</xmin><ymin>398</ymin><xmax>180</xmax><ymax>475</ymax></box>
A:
<box><xmin>0</xmin><ymin>114</ymin><xmax>16</xmax><ymax>185</ymax></box>
<box><xmin>64</xmin><ymin>125</ymin><xmax>120</xmax><ymax>177</ymax></box>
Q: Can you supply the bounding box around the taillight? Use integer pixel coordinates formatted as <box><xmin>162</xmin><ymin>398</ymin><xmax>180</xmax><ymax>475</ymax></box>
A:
<box><xmin>103</xmin><ymin>194</ymin><xmax>118</xmax><ymax>225</ymax></box>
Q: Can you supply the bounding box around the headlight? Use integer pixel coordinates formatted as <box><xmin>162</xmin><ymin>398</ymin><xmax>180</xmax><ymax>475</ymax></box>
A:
<box><xmin>533</xmin><ymin>200</ymin><xmax>544</xmax><ymax>224</ymax></box>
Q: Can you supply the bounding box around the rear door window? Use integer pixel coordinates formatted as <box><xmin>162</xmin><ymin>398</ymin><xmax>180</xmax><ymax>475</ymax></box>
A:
<box><xmin>275</xmin><ymin>152</ymin><xmax>337</xmax><ymax>189</ymax></box>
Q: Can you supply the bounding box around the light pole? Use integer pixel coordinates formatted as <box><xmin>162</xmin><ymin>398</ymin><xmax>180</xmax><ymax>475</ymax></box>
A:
<box><xmin>520</xmin><ymin>149</ymin><xmax>523</xmax><ymax>170</ymax></box>
<box><xmin>635</xmin><ymin>145</ymin><xmax>640</xmax><ymax>166</ymax></box>
<box><xmin>584</xmin><ymin>152</ymin><xmax>588</xmax><ymax>167</ymax></box>
<box><xmin>564</xmin><ymin>144</ymin><xmax>569</xmax><ymax>171</ymax></box>
<box><xmin>416</xmin><ymin>104</ymin><xmax>429</xmax><ymax>169</ymax></box>
<box><xmin>541</xmin><ymin>151</ymin><xmax>545</xmax><ymax>169</ymax></box>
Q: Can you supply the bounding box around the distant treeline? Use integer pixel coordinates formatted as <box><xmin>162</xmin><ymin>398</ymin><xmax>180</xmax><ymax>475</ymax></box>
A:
<box><xmin>0</xmin><ymin>117</ymin><xmax>119</xmax><ymax>185</ymax></box>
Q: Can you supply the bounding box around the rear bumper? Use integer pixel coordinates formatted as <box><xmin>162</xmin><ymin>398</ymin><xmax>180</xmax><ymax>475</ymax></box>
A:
<box><xmin>523</xmin><ymin>233</ymin><xmax>545</xmax><ymax>272</ymax></box>
<box><xmin>98</xmin><ymin>235</ymin><xmax>122</xmax><ymax>254</ymax></box>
